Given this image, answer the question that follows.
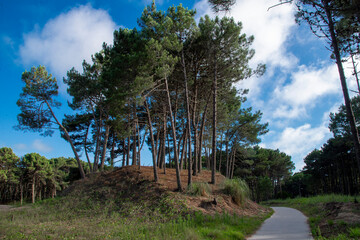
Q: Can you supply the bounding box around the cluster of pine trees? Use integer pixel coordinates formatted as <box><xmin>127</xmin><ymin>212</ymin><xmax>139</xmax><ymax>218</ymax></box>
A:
<box><xmin>0</xmin><ymin>147</ymin><xmax>85</xmax><ymax>204</ymax></box>
<box><xmin>16</xmin><ymin>3</ymin><xmax>269</xmax><ymax>191</ymax></box>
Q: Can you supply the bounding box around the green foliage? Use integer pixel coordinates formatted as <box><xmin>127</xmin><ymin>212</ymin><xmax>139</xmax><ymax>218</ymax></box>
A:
<box><xmin>15</xmin><ymin>65</ymin><xmax>60</xmax><ymax>136</ymax></box>
<box><xmin>186</xmin><ymin>182</ymin><xmax>212</xmax><ymax>196</ymax></box>
<box><xmin>208</xmin><ymin>0</ymin><xmax>236</xmax><ymax>12</ymax></box>
<box><xmin>0</xmin><ymin>147</ymin><xmax>20</xmax><ymax>183</ymax></box>
<box><xmin>223</xmin><ymin>178</ymin><xmax>249</xmax><ymax>205</ymax></box>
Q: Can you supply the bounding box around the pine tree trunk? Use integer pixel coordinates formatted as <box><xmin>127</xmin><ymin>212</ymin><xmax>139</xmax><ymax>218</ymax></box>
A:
<box><xmin>225</xmin><ymin>139</ymin><xmax>229</xmax><ymax>178</ymax></box>
<box><xmin>126</xmin><ymin>136</ymin><xmax>130</xmax><ymax>166</ymax></box>
<box><xmin>93</xmin><ymin>116</ymin><xmax>102</xmax><ymax>172</ymax></box>
<box><xmin>137</xmin><ymin>119</ymin><xmax>142</xmax><ymax>168</ymax></box>
<box><xmin>32</xmin><ymin>175</ymin><xmax>35</xmax><ymax>204</ymax></box>
<box><xmin>218</xmin><ymin>133</ymin><xmax>223</xmax><ymax>173</ymax></box>
<box><xmin>45</xmin><ymin>100</ymin><xmax>86</xmax><ymax>178</ymax></box>
<box><xmin>164</xmin><ymin>75</ymin><xmax>182</xmax><ymax>191</ymax></box>
<box><xmin>84</xmin><ymin>123</ymin><xmax>92</xmax><ymax>172</ymax></box>
<box><xmin>162</xmin><ymin>107</ymin><xmax>167</xmax><ymax>174</ymax></box>
<box><xmin>100</xmin><ymin>124</ymin><xmax>110</xmax><ymax>170</ymax></box>
<box><xmin>231</xmin><ymin>149</ymin><xmax>236</xmax><ymax>179</ymax></box>
<box><xmin>211</xmin><ymin>55</ymin><xmax>218</xmax><ymax>184</ymax></box>
<box><xmin>145</xmin><ymin>101</ymin><xmax>158</xmax><ymax>182</ymax></box>
<box><xmin>181</xmin><ymin>49</ymin><xmax>193</xmax><ymax>186</ymax></box>
<box><xmin>198</xmin><ymin>99</ymin><xmax>210</xmax><ymax>173</ymax></box>
<box><xmin>20</xmin><ymin>183</ymin><xmax>23</xmax><ymax>206</ymax></box>
<box><xmin>110</xmin><ymin>135</ymin><xmax>116</xmax><ymax>168</ymax></box>
<box><xmin>180</xmin><ymin>127</ymin><xmax>188</xmax><ymax>170</ymax></box>
<box><xmin>192</xmin><ymin>74</ymin><xmax>199</xmax><ymax>176</ymax></box>
<box><xmin>323</xmin><ymin>0</ymin><xmax>360</xmax><ymax>175</ymax></box>
<box><xmin>132</xmin><ymin>122</ymin><xmax>137</xmax><ymax>166</ymax></box>
<box><xmin>122</xmin><ymin>140</ymin><xmax>126</xmax><ymax>167</ymax></box>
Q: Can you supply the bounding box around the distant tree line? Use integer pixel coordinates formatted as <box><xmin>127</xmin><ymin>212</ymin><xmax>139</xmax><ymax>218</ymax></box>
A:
<box><xmin>0</xmin><ymin>147</ymin><xmax>87</xmax><ymax>204</ymax></box>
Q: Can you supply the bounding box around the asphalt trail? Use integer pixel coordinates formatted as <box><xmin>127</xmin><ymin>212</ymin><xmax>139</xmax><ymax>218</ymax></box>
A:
<box><xmin>248</xmin><ymin>207</ymin><xmax>313</xmax><ymax>240</ymax></box>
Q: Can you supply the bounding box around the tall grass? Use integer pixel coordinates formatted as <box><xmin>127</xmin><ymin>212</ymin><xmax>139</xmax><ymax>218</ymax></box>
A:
<box><xmin>223</xmin><ymin>178</ymin><xmax>250</xmax><ymax>206</ymax></box>
<box><xmin>186</xmin><ymin>182</ymin><xmax>212</xmax><ymax>196</ymax></box>
<box><xmin>0</xmin><ymin>196</ymin><xmax>272</xmax><ymax>240</ymax></box>
<box><xmin>264</xmin><ymin>194</ymin><xmax>358</xmax><ymax>205</ymax></box>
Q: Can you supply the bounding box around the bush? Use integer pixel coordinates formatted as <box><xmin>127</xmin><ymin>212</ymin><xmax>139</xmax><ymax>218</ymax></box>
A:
<box><xmin>187</xmin><ymin>182</ymin><xmax>212</xmax><ymax>196</ymax></box>
<box><xmin>223</xmin><ymin>178</ymin><xmax>249</xmax><ymax>206</ymax></box>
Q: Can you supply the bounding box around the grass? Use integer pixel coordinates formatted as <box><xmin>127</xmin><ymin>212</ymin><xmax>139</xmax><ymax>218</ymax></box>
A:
<box><xmin>263</xmin><ymin>194</ymin><xmax>360</xmax><ymax>240</ymax></box>
<box><xmin>186</xmin><ymin>182</ymin><xmax>212</xmax><ymax>197</ymax></box>
<box><xmin>0</xmin><ymin>195</ymin><xmax>271</xmax><ymax>240</ymax></box>
<box><xmin>222</xmin><ymin>178</ymin><xmax>250</xmax><ymax>206</ymax></box>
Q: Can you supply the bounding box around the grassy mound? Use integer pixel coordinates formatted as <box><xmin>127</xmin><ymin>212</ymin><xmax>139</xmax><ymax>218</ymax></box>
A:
<box><xmin>0</xmin><ymin>166</ymin><xmax>271</xmax><ymax>239</ymax></box>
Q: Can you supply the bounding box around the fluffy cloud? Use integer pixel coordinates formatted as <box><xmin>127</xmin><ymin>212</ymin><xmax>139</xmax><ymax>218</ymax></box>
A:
<box><xmin>271</xmin><ymin>64</ymin><xmax>340</xmax><ymax>119</ymax></box>
<box><xmin>271</xmin><ymin>124</ymin><xmax>329</xmax><ymax>156</ymax></box>
<box><xmin>19</xmin><ymin>5</ymin><xmax>116</xmax><ymax>79</ymax></box>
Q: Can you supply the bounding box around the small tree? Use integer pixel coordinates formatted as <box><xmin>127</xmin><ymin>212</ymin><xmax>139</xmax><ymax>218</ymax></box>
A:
<box><xmin>16</xmin><ymin>66</ymin><xmax>86</xmax><ymax>178</ymax></box>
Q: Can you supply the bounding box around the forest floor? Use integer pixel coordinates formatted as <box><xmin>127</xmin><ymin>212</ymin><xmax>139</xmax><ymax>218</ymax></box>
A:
<box><xmin>0</xmin><ymin>166</ymin><xmax>271</xmax><ymax>240</ymax></box>
<box><xmin>264</xmin><ymin>195</ymin><xmax>360</xmax><ymax>239</ymax></box>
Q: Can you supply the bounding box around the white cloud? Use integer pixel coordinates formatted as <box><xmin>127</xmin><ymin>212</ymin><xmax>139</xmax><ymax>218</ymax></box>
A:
<box><xmin>32</xmin><ymin>139</ymin><xmax>52</xmax><ymax>153</ymax></box>
<box><xmin>19</xmin><ymin>4</ymin><xmax>116</xmax><ymax>79</ymax></box>
<box><xmin>277</xmin><ymin>64</ymin><xmax>338</xmax><ymax>105</ymax></box>
<box><xmin>271</xmin><ymin>124</ymin><xmax>329</xmax><ymax>156</ymax></box>
<box><xmin>270</xmin><ymin>63</ymin><xmax>340</xmax><ymax>119</ymax></box>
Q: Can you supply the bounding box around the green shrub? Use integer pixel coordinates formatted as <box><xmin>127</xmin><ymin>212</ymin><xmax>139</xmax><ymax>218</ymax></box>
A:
<box><xmin>187</xmin><ymin>182</ymin><xmax>212</xmax><ymax>196</ymax></box>
<box><xmin>349</xmin><ymin>227</ymin><xmax>360</xmax><ymax>238</ymax></box>
<box><xmin>223</xmin><ymin>178</ymin><xmax>249</xmax><ymax>206</ymax></box>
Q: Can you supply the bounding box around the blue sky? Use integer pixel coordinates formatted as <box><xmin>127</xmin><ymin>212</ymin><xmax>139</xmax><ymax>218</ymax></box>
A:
<box><xmin>0</xmin><ymin>0</ymin><xmax>356</xmax><ymax>172</ymax></box>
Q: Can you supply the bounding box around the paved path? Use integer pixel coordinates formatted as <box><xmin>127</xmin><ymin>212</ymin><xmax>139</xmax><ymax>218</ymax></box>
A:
<box><xmin>248</xmin><ymin>207</ymin><xmax>313</xmax><ymax>240</ymax></box>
